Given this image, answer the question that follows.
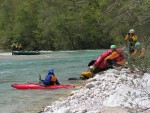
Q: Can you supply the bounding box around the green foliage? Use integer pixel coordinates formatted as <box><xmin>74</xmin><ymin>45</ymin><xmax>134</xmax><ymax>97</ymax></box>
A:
<box><xmin>0</xmin><ymin>0</ymin><xmax>150</xmax><ymax>51</ymax></box>
<box><xmin>124</xmin><ymin>36</ymin><xmax>150</xmax><ymax>73</ymax></box>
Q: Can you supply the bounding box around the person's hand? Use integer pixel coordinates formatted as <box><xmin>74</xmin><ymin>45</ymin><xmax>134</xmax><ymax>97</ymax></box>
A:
<box><xmin>89</xmin><ymin>66</ymin><xmax>95</xmax><ymax>71</ymax></box>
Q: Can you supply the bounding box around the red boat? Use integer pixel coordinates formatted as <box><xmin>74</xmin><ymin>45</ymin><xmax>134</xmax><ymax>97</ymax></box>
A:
<box><xmin>11</xmin><ymin>83</ymin><xmax>75</xmax><ymax>90</ymax></box>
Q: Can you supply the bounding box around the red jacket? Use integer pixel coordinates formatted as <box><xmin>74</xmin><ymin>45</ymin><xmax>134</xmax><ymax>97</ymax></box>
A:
<box><xmin>92</xmin><ymin>49</ymin><xmax>113</xmax><ymax>69</ymax></box>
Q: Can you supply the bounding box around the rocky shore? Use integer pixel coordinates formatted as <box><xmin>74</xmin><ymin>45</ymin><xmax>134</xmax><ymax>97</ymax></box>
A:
<box><xmin>41</xmin><ymin>68</ymin><xmax>150</xmax><ymax>113</ymax></box>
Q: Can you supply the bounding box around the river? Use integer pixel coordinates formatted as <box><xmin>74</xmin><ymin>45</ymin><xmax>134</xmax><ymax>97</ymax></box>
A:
<box><xmin>0</xmin><ymin>50</ymin><xmax>103</xmax><ymax>113</ymax></box>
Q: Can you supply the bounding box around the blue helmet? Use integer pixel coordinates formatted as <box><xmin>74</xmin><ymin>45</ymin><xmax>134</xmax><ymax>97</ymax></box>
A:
<box><xmin>48</xmin><ymin>68</ymin><xmax>54</xmax><ymax>74</ymax></box>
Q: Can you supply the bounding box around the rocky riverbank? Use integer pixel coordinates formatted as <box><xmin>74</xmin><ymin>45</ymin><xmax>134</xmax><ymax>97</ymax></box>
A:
<box><xmin>41</xmin><ymin>68</ymin><xmax>150</xmax><ymax>113</ymax></box>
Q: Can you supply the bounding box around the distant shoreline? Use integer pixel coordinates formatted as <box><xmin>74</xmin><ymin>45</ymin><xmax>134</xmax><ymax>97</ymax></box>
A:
<box><xmin>0</xmin><ymin>51</ymin><xmax>70</xmax><ymax>60</ymax></box>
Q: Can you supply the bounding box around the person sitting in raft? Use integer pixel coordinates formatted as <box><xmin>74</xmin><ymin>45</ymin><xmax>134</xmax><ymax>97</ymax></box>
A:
<box><xmin>39</xmin><ymin>68</ymin><xmax>60</xmax><ymax>86</ymax></box>
<box><xmin>18</xmin><ymin>44</ymin><xmax>23</xmax><ymax>51</ymax></box>
<box><xmin>11</xmin><ymin>43</ymin><xmax>16</xmax><ymax>51</ymax></box>
<box><xmin>81</xmin><ymin>45</ymin><xmax>125</xmax><ymax>79</ymax></box>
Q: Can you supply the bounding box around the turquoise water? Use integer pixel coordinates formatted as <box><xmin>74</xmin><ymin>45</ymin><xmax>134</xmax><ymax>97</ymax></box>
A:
<box><xmin>0</xmin><ymin>50</ymin><xmax>103</xmax><ymax>113</ymax></box>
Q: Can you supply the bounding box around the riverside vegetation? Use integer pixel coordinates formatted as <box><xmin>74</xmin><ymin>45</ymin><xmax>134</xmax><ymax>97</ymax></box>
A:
<box><xmin>0</xmin><ymin>1</ymin><xmax>150</xmax><ymax>112</ymax></box>
<box><xmin>0</xmin><ymin>0</ymin><xmax>150</xmax><ymax>51</ymax></box>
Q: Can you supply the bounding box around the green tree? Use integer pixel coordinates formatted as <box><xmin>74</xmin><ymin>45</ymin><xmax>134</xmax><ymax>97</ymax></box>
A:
<box><xmin>0</xmin><ymin>0</ymin><xmax>150</xmax><ymax>51</ymax></box>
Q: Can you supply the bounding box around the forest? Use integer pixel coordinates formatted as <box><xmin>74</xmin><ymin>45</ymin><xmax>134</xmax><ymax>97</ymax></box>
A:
<box><xmin>0</xmin><ymin>0</ymin><xmax>150</xmax><ymax>51</ymax></box>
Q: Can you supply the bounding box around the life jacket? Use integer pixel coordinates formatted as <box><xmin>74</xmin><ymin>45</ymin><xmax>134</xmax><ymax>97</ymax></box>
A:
<box><xmin>115</xmin><ymin>50</ymin><xmax>125</xmax><ymax>65</ymax></box>
<box><xmin>105</xmin><ymin>49</ymin><xmax>125</xmax><ymax>65</ymax></box>
<box><xmin>125</xmin><ymin>34</ymin><xmax>137</xmax><ymax>43</ymax></box>
<box><xmin>93</xmin><ymin>49</ymin><xmax>113</xmax><ymax>69</ymax></box>
<box><xmin>129</xmin><ymin>36</ymin><xmax>137</xmax><ymax>43</ymax></box>
<box><xmin>132</xmin><ymin>47</ymin><xmax>145</xmax><ymax>57</ymax></box>
<box><xmin>50</xmin><ymin>75</ymin><xmax>57</xmax><ymax>82</ymax></box>
<box><xmin>115</xmin><ymin>50</ymin><xmax>124</xmax><ymax>61</ymax></box>
<box><xmin>125</xmin><ymin>34</ymin><xmax>138</xmax><ymax>54</ymax></box>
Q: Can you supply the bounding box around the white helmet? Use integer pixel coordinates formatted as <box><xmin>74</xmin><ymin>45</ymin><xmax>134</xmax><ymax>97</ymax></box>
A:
<box><xmin>129</xmin><ymin>29</ymin><xmax>135</xmax><ymax>33</ymax></box>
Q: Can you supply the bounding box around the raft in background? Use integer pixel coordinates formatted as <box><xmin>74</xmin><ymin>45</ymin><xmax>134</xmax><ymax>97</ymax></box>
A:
<box><xmin>12</xmin><ymin>51</ymin><xmax>40</xmax><ymax>55</ymax></box>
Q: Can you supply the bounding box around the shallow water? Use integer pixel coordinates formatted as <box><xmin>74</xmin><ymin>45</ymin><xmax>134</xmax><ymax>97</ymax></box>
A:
<box><xmin>0</xmin><ymin>50</ymin><xmax>103</xmax><ymax>113</ymax></box>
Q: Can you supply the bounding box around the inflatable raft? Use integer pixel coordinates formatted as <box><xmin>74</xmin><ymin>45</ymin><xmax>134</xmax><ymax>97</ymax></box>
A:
<box><xmin>12</xmin><ymin>51</ymin><xmax>40</xmax><ymax>55</ymax></box>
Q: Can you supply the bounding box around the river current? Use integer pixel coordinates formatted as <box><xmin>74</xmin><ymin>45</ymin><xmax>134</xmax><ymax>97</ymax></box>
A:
<box><xmin>0</xmin><ymin>50</ymin><xmax>103</xmax><ymax>113</ymax></box>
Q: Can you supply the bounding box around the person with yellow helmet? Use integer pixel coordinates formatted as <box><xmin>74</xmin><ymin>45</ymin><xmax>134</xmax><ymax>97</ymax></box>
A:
<box><xmin>125</xmin><ymin>29</ymin><xmax>138</xmax><ymax>54</ymax></box>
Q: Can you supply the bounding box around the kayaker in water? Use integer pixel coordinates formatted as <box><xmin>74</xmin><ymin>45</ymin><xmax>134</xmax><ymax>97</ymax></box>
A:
<box><xmin>39</xmin><ymin>68</ymin><xmax>60</xmax><ymax>86</ymax></box>
<box><xmin>81</xmin><ymin>45</ymin><xmax>125</xmax><ymax>79</ymax></box>
<box><xmin>125</xmin><ymin>29</ymin><xmax>138</xmax><ymax>54</ymax></box>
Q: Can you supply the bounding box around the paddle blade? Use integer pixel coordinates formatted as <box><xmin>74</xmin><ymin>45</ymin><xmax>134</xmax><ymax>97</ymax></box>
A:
<box><xmin>68</xmin><ymin>77</ymin><xmax>82</xmax><ymax>80</ymax></box>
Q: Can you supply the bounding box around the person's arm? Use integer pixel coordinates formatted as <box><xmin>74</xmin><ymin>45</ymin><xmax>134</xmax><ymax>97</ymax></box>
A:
<box><xmin>131</xmin><ymin>50</ymin><xmax>137</xmax><ymax>56</ymax></box>
<box><xmin>43</xmin><ymin>75</ymin><xmax>51</xmax><ymax>85</ymax></box>
<box><xmin>125</xmin><ymin>34</ymin><xmax>129</xmax><ymax>41</ymax></box>
<box><xmin>140</xmin><ymin>48</ymin><xmax>145</xmax><ymax>57</ymax></box>
<box><xmin>105</xmin><ymin>52</ymin><xmax>119</xmax><ymax>61</ymax></box>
